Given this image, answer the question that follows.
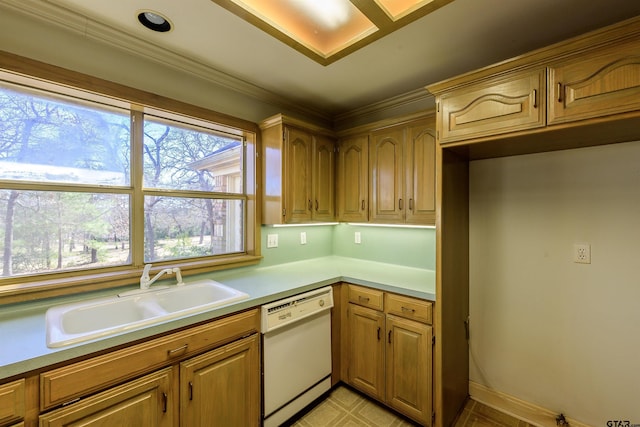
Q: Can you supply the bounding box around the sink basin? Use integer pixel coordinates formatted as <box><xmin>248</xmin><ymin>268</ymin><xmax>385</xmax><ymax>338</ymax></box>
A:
<box><xmin>46</xmin><ymin>280</ymin><xmax>249</xmax><ymax>348</ymax></box>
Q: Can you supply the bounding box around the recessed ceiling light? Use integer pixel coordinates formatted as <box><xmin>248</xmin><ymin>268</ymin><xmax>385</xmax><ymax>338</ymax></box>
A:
<box><xmin>137</xmin><ymin>10</ymin><xmax>172</xmax><ymax>33</ymax></box>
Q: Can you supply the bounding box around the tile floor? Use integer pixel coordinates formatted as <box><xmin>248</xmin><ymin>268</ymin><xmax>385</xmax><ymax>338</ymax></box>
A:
<box><xmin>289</xmin><ymin>385</ymin><xmax>535</xmax><ymax>427</ymax></box>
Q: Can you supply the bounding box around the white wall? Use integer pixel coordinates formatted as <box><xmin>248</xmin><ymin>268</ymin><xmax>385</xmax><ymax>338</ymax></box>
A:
<box><xmin>469</xmin><ymin>141</ymin><xmax>640</xmax><ymax>425</ymax></box>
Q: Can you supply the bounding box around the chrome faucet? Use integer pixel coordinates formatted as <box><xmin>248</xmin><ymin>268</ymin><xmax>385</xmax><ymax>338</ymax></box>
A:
<box><xmin>140</xmin><ymin>264</ymin><xmax>184</xmax><ymax>290</ymax></box>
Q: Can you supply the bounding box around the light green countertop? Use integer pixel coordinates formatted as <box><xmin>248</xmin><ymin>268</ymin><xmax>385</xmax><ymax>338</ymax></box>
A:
<box><xmin>0</xmin><ymin>256</ymin><xmax>434</xmax><ymax>381</ymax></box>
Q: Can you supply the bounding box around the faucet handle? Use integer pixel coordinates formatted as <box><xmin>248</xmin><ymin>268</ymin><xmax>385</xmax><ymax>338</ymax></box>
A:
<box><xmin>140</xmin><ymin>264</ymin><xmax>152</xmax><ymax>288</ymax></box>
<box><xmin>172</xmin><ymin>267</ymin><xmax>184</xmax><ymax>286</ymax></box>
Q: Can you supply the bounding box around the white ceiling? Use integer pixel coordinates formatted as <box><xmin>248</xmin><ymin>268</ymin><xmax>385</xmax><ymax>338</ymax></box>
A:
<box><xmin>13</xmin><ymin>0</ymin><xmax>640</xmax><ymax>117</ymax></box>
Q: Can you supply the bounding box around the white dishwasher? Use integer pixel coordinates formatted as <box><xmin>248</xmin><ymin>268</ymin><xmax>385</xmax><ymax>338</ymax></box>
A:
<box><xmin>261</xmin><ymin>286</ymin><xmax>334</xmax><ymax>427</ymax></box>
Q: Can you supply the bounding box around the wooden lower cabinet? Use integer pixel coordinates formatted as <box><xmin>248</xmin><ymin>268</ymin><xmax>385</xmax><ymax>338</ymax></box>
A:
<box><xmin>39</xmin><ymin>368</ymin><xmax>174</xmax><ymax>427</ymax></box>
<box><xmin>180</xmin><ymin>334</ymin><xmax>259</xmax><ymax>426</ymax></box>
<box><xmin>347</xmin><ymin>304</ymin><xmax>385</xmax><ymax>401</ymax></box>
<box><xmin>0</xmin><ymin>379</ymin><xmax>25</xmax><ymax>426</ymax></box>
<box><xmin>345</xmin><ymin>285</ymin><xmax>434</xmax><ymax>426</ymax></box>
<box><xmin>386</xmin><ymin>315</ymin><xmax>432</xmax><ymax>425</ymax></box>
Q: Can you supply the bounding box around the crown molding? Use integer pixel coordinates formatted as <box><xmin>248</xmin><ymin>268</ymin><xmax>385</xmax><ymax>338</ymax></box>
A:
<box><xmin>333</xmin><ymin>87</ymin><xmax>435</xmax><ymax>131</ymax></box>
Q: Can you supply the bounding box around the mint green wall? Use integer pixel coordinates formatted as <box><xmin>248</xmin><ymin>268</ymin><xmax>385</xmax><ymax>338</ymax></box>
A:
<box><xmin>259</xmin><ymin>224</ymin><xmax>435</xmax><ymax>270</ymax></box>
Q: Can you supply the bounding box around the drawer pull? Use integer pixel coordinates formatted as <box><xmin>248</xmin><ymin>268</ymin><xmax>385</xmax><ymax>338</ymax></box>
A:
<box><xmin>401</xmin><ymin>306</ymin><xmax>416</xmax><ymax>313</ymax></box>
<box><xmin>167</xmin><ymin>344</ymin><xmax>188</xmax><ymax>356</ymax></box>
<box><xmin>388</xmin><ymin>330</ymin><xmax>392</xmax><ymax>344</ymax></box>
<box><xmin>361</xmin><ymin>199</ymin><xmax>365</xmax><ymax>211</ymax></box>
<box><xmin>409</xmin><ymin>198</ymin><xmax>414</xmax><ymax>211</ymax></box>
<box><xmin>189</xmin><ymin>381</ymin><xmax>194</xmax><ymax>401</ymax></box>
<box><xmin>398</xmin><ymin>198</ymin><xmax>403</xmax><ymax>210</ymax></box>
<box><xmin>358</xmin><ymin>296</ymin><xmax>370</xmax><ymax>303</ymax></box>
<box><xmin>162</xmin><ymin>392</ymin><xmax>168</xmax><ymax>413</ymax></box>
<box><xmin>377</xmin><ymin>327</ymin><xmax>381</xmax><ymax>341</ymax></box>
<box><xmin>533</xmin><ymin>89</ymin><xmax>537</xmax><ymax>108</ymax></box>
<box><xmin>557</xmin><ymin>83</ymin><xmax>563</xmax><ymax>103</ymax></box>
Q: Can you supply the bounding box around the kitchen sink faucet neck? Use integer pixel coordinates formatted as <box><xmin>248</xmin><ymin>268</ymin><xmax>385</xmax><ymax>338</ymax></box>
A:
<box><xmin>140</xmin><ymin>264</ymin><xmax>183</xmax><ymax>289</ymax></box>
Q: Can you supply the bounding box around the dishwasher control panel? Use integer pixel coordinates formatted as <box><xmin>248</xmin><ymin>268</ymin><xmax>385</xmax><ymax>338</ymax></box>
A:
<box><xmin>261</xmin><ymin>286</ymin><xmax>334</xmax><ymax>333</ymax></box>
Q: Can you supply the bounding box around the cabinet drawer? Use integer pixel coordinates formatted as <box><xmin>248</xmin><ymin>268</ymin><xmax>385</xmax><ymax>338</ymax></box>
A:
<box><xmin>40</xmin><ymin>308</ymin><xmax>259</xmax><ymax>410</ymax></box>
<box><xmin>0</xmin><ymin>379</ymin><xmax>25</xmax><ymax>425</ymax></box>
<box><xmin>385</xmin><ymin>294</ymin><xmax>432</xmax><ymax>324</ymax></box>
<box><xmin>438</xmin><ymin>68</ymin><xmax>545</xmax><ymax>143</ymax></box>
<box><xmin>348</xmin><ymin>285</ymin><xmax>384</xmax><ymax>311</ymax></box>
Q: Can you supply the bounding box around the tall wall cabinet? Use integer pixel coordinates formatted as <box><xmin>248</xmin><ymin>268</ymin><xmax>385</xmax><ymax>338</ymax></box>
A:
<box><xmin>428</xmin><ymin>15</ymin><xmax>640</xmax><ymax>427</ymax></box>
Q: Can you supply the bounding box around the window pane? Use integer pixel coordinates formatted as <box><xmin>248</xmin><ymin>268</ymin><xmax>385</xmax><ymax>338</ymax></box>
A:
<box><xmin>143</xmin><ymin>118</ymin><xmax>243</xmax><ymax>193</ymax></box>
<box><xmin>0</xmin><ymin>190</ymin><xmax>130</xmax><ymax>277</ymax></box>
<box><xmin>0</xmin><ymin>83</ymin><xmax>130</xmax><ymax>186</ymax></box>
<box><xmin>144</xmin><ymin>196</ymin><xmax>244</xmax><ymax>262</ymax></box>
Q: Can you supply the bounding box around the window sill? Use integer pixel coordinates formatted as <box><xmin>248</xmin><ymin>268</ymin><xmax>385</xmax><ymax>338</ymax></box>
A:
<box><xmin>0</xmin><ymin>255</ymin><xmax>263</xmax><ymax>306</ymax></box>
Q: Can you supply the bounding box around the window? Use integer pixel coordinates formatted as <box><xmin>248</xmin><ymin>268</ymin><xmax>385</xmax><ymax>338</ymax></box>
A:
<box><xmin>0</xmin><ymin>70</ymin><xmax>259</xmax><ymax>297</ymax></box>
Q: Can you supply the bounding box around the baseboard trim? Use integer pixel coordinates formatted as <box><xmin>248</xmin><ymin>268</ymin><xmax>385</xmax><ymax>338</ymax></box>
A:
<box><xmin>468</xmin><ymin>381</ymin><xmax>592</xmax><ymax>427</ymax></box>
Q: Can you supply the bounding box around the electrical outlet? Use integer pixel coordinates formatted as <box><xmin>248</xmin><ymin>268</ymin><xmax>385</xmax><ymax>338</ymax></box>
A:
<box><xmin>267</xmin><ymin>234</ymin><xmax>278</xmax><ymax>248</ymax></box>
<box><xmin>354</xmin><ymin>231</ymin><xmax>361</xmax><ymax>244</ymax></box>
<box><xmin>573</xmin><ymin>243</ymin><xmax>591</xmax><ymax>264</ymax></box>
<box><xmin>300</xmin><ymin>231</ymin><xmax>307</xmax><ymax>245</ymax></box>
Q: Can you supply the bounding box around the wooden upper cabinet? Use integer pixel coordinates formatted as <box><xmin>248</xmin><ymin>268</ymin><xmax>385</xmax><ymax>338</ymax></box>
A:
<box><xmin>261</xmin><ymin>114</ymin><xmax>335</xmax><ymax>224</ymax></box>
<box><xmin>437</xmin><ymin>68</ymin><xmax>546</xmax><ymax>144</ymax></box>
<box><xmin>370</xmin><ymin>126</ymin><xmax>404</xmax><ymax>222</ymax></box>
<box><xmin>284</xmin><ymin>126</ymin><xmax>313</xmax><ymax>223</ymax></box>
<box><xmin>336</xmin><ymin>135</ymin><xmax>369</xmax><ymax>222</ymax></box>
<box><xmin>405</xmin><ymin>120</ymin><xmax>436</xmax><ymax>225</ymax></box>
<box><xmin>548</xmin><ymin>38</ymin><xmax>640</xmax><ymax>125</ymax></box>
<box><xmin>312</xmin><ymin>134</ymin><xmax>336</xmax><ymax>221</ymax></box>
<box><xmin>369</xmin><ymin>116</ymin><xmax>436</xmax><ymax>225</ymax></box>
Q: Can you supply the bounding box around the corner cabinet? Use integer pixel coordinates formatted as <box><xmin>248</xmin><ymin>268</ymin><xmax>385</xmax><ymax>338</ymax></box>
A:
<box><xmin>260</xmin><ymin>114</ymin><xmax>335</xmax><ymax>224</ymax></box>
<box><xmin>337</xmin><ymin>114</ymin><xmax>436</xmax><ymax>225</ymax></box>
<box><xmin>345</xmin><ymin>284</ymin><xmax>433</xmax><ymax>426</ymax></box>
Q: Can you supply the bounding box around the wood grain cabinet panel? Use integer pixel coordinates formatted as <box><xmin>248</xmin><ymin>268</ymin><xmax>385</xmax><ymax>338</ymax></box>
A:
<box><xmin>0</xmin><ymin>379</ymin><xmax>25</xmax><ymax>426</ymax></box>
<box><xmin>261</xmin><ymin>114</ymin><xmax>336</xmax><ymax>224</ymax></box>
<box><xmin>438</xmin><ymin>69</ymin><xmax>545</xmax><ymax>143</ymax></box>
<box><xmin>336</xmin><ymin>135</ymin><xmax>369</xmax><ymax>222</ymax></box>
<box><xmin>180</xmin><ymin>334</ymin><xmax>259</xmax><ymax>427</ymax></box>
<box><xmin>548</xmin><ymin>39</ymin><xmax>640</xmax><ymax>124</ymax></box>
<box><xmin>39</xmin><ymin>368</ymin><xmax>174</xmax><ymax>427</ymax></box>
<box><xmin>369</xmin><ymin>116</ymin><xmax>436</xmax><ymax>225</ymax></box>
<box><xmin>347</xmin><ymin>304</ymin><xmax>386</xmax><ymax>401</ymax></box>
<box><xmin>386</xmin><ymin>314</ymin><xmax>433</xmax><ymax>425</ymax></box>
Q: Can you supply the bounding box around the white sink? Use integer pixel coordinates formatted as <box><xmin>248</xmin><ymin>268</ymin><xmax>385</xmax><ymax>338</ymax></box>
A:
<box><xmin>46</xmin><ymin>280</ymin><xmax>249</xmax><ymax>348</ymax></box>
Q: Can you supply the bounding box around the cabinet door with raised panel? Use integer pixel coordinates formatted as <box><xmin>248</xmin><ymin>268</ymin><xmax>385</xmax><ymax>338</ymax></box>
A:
<box><xmin>39</xmin><ymin>368</ymin><xmax>174</xmax><ymax>427</ymax></box>
<box><xmin>370</xmin><ymin>126</ymin><xmax>404</xmax><ymax>222</ymax></box>
<box><xmin>386</xmin><ymin>315</ymin><xmax>432</xmax><ymax>426</ymax></box>
<box><xmin>284</xmin><ymin>126</ymin><xmax>312</xmax><ymax>223</ymax></box>
<box><xmin>347</xmin><ymin>304</ymin><xmax>385</xmax><ymax>401</ymax></box>
<box><xmin>312</xmin><ymin>134</ymin><xmax>335</xmax><ymax>221</ymax></box>
<box><xmin>337</xmin><ymin>135</ymin><xmax>368</xmax><ymax>222</ymax></box>
<box><xmin>438</xmin><ymin>68</ymin><xmax>545</xmax><ymax>143</ymax></box>
<box><xmin>405</xmin><ymin>119</ymin><xmax>436</xmax><ymax>225</ymax></box>
<box><xmin>0</xmin><ymin>379</ymin><xmax>25</xmax><ymax>426</ymax></box>
<box><xmin>548</xmin><ymin>39</ymin><xmax>640</xmax><ymax>124</ymax></box>
<box><xmin>180</xmin><ymin>334</ymin><xmax>260</xmax><ymax>427</ymax></box>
